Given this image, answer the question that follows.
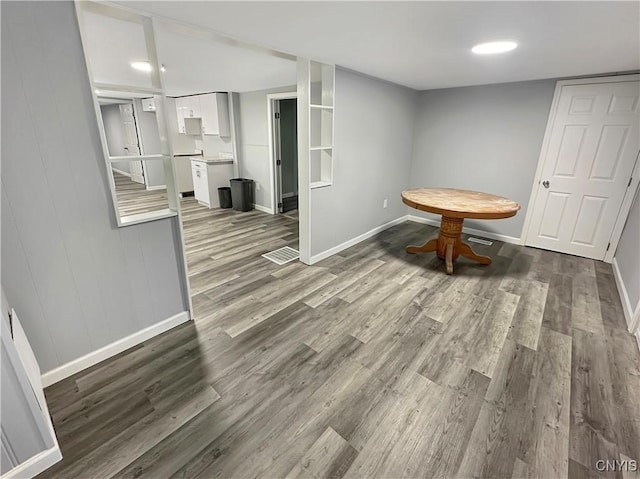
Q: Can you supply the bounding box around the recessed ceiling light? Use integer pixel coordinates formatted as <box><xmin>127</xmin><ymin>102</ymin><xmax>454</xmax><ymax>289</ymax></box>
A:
<box><xmin>131</xmin><ymin>61</ymin><xmax>152</xmax><ymax>72</ymax></box>
<box><xmin>160</xmin><ymin>64</ymin><xmax>166</xmax><ymax>72</ymax></box>
<box><xmin>94</xmin><ymin>89</ymin><xmax>100</xmax><ymax>95</ymax></box>
<box><xmin>472</xmin><ymin>41</ymin><xmax>518</xmax><ymax>55</ymax></box>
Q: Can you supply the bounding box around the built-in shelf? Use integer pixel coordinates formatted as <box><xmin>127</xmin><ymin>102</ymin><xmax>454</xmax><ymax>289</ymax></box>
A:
<box><xmin>119</xmin><ymin>208</ymin><xmax>177</xmax><ymax>227</ymax></box>
<box><xmin>307</xmin><ymin>61</ymin><xmax>335</xmax><ymax>188</ymax></box>
<box><xmin>310</xmin><ymin>180</ymin><xmax>332</xmax><ymax>189</ymax></box>
<box><xmin>107</xmin><ymin>154</ymin><xmax>167</xmax><ymax>162</ymax></box>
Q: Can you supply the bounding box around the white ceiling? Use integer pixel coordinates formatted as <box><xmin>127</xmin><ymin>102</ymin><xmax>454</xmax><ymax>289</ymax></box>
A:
<box><xmin>118</xmin><ymin>1</ymin><xmax>640</xmax><ymax>91</ymax></box>
<box><xmin>154</xmin><ymin>26</ymin><xmax>296</xmax><ymax>96</ymax></box>
<box><xmin>82</xmin><ymin>6</ymin><xmax>296</xmax><ymax>96</ymax></box>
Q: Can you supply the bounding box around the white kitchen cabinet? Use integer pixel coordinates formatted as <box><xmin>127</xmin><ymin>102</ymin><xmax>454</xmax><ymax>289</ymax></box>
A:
<box><xmin>175</xmin><ymin>94</ymin><xmax>230</xmax><ymax>136</ymax></box>
<box><xmin>191</xmin><ymin>157</ymin><xmax>235</xmax><ymax>208</ymax></box>
<box><xmin>175</xmin><ymin>97</ymin><xmax>201</xmax><ymax>136</ymax></box>
<box><xmin>175</xmin><ymin>96</ymin><xmax>189</xmax><ymax>133</ymax></box>
<box><xmin>189</xmin><ymin>96</ymin><xmax>202</xmax><ymax>119</ymax></box>
<box><xmin>200</xmin><ymin>93</ymin><xmax>230</xmax><ymax>136</ymax></box>
<box><xmin>141</xmin><ymin>97</ymin><xmax>156</xmax><ymax>112</ymax></box>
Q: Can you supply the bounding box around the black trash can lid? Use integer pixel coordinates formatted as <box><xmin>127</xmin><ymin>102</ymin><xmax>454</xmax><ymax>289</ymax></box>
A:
<box><xmin>218</xmin><ymin>186</ymin><xmax>231</xmax><ymax>191</ymax></box>
<box><xmin>230</xmin><ymin>178</ymin><xmax>253</xmax><ymax>183</ymax></box>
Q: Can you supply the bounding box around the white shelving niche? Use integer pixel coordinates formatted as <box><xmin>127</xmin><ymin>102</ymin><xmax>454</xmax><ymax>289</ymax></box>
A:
<box><xmin>308</xmin><ymin>61</ymin><xmax>335</xmax><ymax>188</ymax></box>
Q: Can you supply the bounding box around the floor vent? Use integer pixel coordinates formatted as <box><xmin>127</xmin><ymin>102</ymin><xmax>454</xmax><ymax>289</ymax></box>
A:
<box><xmin>262</xmin><ymin>246</ymin><xmax>300</xmax><ymax>265</ymax></box>
<box><xmin>468</xmin><ymin>237</ymin><xmax>493</xmax><ymax>246</ymax></box>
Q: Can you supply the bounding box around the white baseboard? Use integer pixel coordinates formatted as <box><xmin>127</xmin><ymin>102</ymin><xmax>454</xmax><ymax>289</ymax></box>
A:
<box><xmin>111</xmin><ymin>168</ymin><xmax>131</xmax><ymax>178</ymax></box>
<box><xmin>41</xmin><ymin>311</ymin><xmax>190</xmax><ymax>388</ymax></box>
<box><xmin>146</xmin><ymin>184</ymin><xmax>167</xmax><ymax>191</ymax></box>
<box><xmin>612</xmin><ymin>258</ymin><xmax>639</xmax><ymax>332</ymax></box>
<box><xmin>2</xmin><ymin>445</ymin><xmax>62</xmax><ymax>479</ymax></box>
<box><xmin>254</xmin><ymin>204</ymin><xmax>274</xmax><ymax>215</ymax></box>
<box><xmin>406</xmin><ymin>215</ymin><xmax>522</xmax><ymax>245</ymax></box>
<box><xmin>309</xmin><ymin>216</ymin><xmax>409</xmax><ymax>264</ymax></box>
<box><xmin>308</xmin><ymin>214</ymin><xmax>522</xmax><ymax>265</ymax></box>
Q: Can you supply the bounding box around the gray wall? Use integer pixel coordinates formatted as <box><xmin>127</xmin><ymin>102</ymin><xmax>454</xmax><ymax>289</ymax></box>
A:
<box><xmin>409</xmin><ymin>80</ymin><xmax>556</xmax><ymax>238</ymax></box>
<box><xmin>202</xmin><ymin>130</ymin><xmax>233</xmax><ymax>157</ymax></box>
<box><xmin>238</xmin><ymin>85</ymin><xmax>296</xmax><ymax>210</ymax></box>
<box><xmin>310</xmin><ymin>68</ymin><xmax>418</xmax><ymax>257</ymax></box>
<box><xmin>100</xmin><ymin>103</ymin><xmax>130</xmax><ymax>174</ymax></box>
<box><xmin>1</xmin><ymin>1</ymin><xmax>188</xmax><ymax>374</ymax></box>
<box><xmin>615</xmin><ymin>188</ymin><xmax>640</xmax><ymax>312</ymax></box>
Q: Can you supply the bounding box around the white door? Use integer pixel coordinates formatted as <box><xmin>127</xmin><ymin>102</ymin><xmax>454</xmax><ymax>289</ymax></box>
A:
<box><xmin>119</xmin><ymin>103</ymin><xmax>145</xmax><ymax>184</ymax></box>
<box><xmin>525</xmin><ymin>80</ymin><xmax>639</xmax><ymax>260</ymax></box>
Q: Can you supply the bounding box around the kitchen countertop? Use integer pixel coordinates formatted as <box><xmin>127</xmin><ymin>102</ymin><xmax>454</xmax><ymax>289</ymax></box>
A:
<box><xmin>190</xmin><ymin>155</ymin><xmax>234</xmax><ymax>165</ymax></box>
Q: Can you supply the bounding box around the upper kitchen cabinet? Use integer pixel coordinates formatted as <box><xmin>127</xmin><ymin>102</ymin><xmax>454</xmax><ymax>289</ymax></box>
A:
<box><xmin>175</xmin><ymin>96</ymin><xmax>199</xmax><ymax>135</ymax></box>
<box><xmin>141</xmin><ymin>98</ymin><xmax>156</xmax><ymax>111</ymax></box>
<box><xmin>200</xmin><ymin>93</ymin><xmax>230</xmax><ymax>136</ymax></box>
<box><xmin>174</xmin><ymin>93</ymin><xmax>230</xmax><ymax>136</ymax></box>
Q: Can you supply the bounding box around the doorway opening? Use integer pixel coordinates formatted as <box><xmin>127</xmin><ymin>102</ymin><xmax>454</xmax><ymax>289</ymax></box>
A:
<box><xmin>268</xmin><ymin>93</ymin><xmax>298</xmax><ymax>218</ymax></box>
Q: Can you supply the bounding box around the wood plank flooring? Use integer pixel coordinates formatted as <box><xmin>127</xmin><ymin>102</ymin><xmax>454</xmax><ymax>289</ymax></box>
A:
<box><xmin>113</xmin><ymin>171</ymin><xmax>169</xmax><ymax>217</ymax></box>
<box><xmin>39</xmin><ymin>204</ymin><xmax>640</xmax><ymax>478</ymax></box>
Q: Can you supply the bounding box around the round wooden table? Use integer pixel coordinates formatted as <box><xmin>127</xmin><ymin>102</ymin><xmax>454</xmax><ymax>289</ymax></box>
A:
<box><xmin>402</xmin><ymin>188</ymin><xmax>520</xmax><ymax>274</ymax></box>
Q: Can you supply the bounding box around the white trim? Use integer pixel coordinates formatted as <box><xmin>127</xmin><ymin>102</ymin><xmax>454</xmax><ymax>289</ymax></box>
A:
<box><xmin>635</xmin><ymin>328</ymin><xmax>640</xmax><ymax>351</ymax></box>
<box><xmin>521</xmin><ymin>74</ymin><xmax>640</xmax><ymax>262</ymax></box>
<box><xmin>254</xmin><ymin>204</ymin><xmax>274</xmax><ymax>215</ymax></box>
<box><xmin>41</xmin><ymin>311</ymin><xmax>190</xmax><ymax>388</ymax></box>
<box><xmin>1</xmin><ymin>445</ymin><xmax>62</xmax><ymax>479</ymax></box>
<box><xmin>406</xmin><ymin>215</ymin><xmax>522</xmax><ymax>245</ymax></box>
<box><xmin>131</xmin><ymin>99</ymin><xmax>150</xmax><ymax>189</ymax></box>
<box><xmin>307</xmin><ymin>213</ymin><xmax>523</xmax><ymax>266</ymax></box>
<box><xmin>111</xmin><ymin>167</ymin><xmax>131</xmax><ymax>178</ymax></box>
<box><xmin>309</xmin><ymin>216</ymin><xmax>408</xmax><ymax>264</ymax></box>
<box><xmin>310</xmin><ymin>180</ymin><xmax>332</xmax><ymax>189</ymax></box>
<box><xmin>612</xmin><ymin>258</ymin><xmax>639</xmax><ymax>332</ymax></box>
<box><xmin>606</xmin><ymin>159</ymin><xmax>640</xmax><ymax>263</ymax></box>
<box><xmin>146</xmin><ymin>184</ymin><xmax>167</xmax><ymax>191</ymax></box>
<box><xmin>297</xmin><ymin>58</ymin><xmax>312</xmax><ymax>264</ymax></box>
<box><xmin>633</xmin><ymin>306</ymin><xmax>640</xmax><ymax>338</ymax></box>
<box><xmin>119</xmin><ymin>208</ymin><xmax>176</xmax><ymax>226</ymax></box>
<box><xmin>107</xmin><ymin>154</ymin><xmax>167</xmax><ymax>162</ymax></box>
<box><xmin>267</xmin><ymin>91</ymin><xmax>297</xmax><ymax>215</ymax></box>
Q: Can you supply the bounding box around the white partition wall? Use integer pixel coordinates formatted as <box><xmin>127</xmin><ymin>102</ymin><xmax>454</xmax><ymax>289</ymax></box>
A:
<box><xmin>297</xmin><ymin>59</ymin><xmax>336</xmax><ymax>264</ymax></box>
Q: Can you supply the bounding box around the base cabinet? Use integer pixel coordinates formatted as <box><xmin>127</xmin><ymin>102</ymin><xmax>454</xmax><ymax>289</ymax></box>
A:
<box><xmin>191</xmin><ymin>159</ymin><xmax>234</xmax><ymax>208</ymax></box>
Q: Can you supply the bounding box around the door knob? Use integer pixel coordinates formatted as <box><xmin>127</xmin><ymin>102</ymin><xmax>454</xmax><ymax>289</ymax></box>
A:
<box><xmin>542</xmin><ymin>180</ymin><xmax>550</xmax><ymax>188</ymax></box>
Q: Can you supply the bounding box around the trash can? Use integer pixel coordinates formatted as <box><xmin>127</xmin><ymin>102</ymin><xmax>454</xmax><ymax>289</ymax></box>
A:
<box><xmin>230</xmin><ymin>178</ymin><xmax>254</xmax><ymax>212</ymax></box>
<box><xmin>218</xmin><ymin>187</ymin><xmax>232</xmax><ymax>208</ymax></box>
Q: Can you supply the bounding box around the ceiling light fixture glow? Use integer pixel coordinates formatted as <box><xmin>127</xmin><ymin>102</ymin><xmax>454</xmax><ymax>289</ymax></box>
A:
<box><xmin>131</xmin><ymin>61</ymin><xmax>153</xmax><ymax>72</ymax></box>
<box><xmin>472</xmin><ymin>41</ymin><xmax>518</xmax><ymax>55</ymax></box>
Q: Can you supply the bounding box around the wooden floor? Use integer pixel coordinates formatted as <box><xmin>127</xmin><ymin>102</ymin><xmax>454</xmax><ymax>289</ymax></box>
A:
<box><xmin>40</xmin><ymin>205</ymin><xmax>640</xmax><ymax>479</ymax></box>
<box><xmin>113</xmin><ymin>171</ymin><xmax>169</xmax><ymax>217</ymax></box>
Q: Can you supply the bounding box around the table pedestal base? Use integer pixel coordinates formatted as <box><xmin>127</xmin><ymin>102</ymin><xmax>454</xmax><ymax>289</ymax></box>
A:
<box><xmin>406</xmin><ymin>216</ymin><xmax>491</xmax><ymax>274</ymax></box>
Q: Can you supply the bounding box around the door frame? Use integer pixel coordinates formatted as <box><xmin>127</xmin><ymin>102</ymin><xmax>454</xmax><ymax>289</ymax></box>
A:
<box><xmin>267</xmin><ymin>92</ymin><xmax>297</xmax><ymax>214</ymax></box>
<box><xmin>119</xmin><ymin>100</ymin><xmax>147</xmax><ymax>186</ymax></box>
<box><xmin>131</xmin><ymin>99</ymin><xmax>151</xmax><ymax>190</ymax></box>
<box><xmin>521</xmin><ymin>74</ymin><xmax>640</xmax><ymax>263</ymax></box>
